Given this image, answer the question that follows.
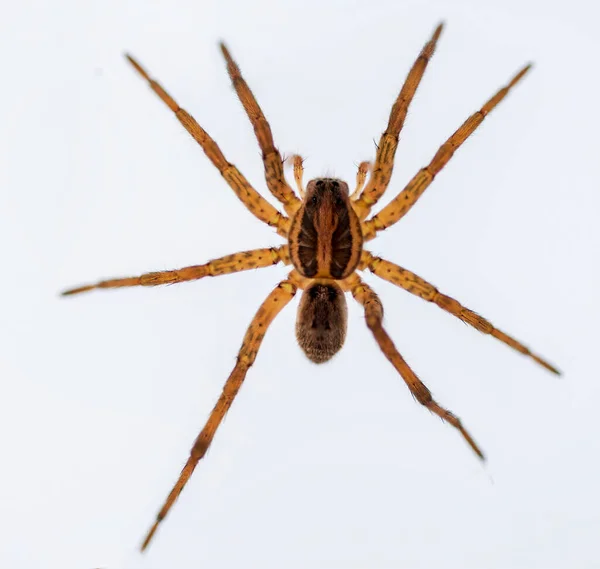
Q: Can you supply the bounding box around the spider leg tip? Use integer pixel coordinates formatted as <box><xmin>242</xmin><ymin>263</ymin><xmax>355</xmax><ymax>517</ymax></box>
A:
<box><xmin>124</xmin><ymin>53</ymin><xmax>149</xmax><ymax>80</ymax></box>
<box><xmin>515</xmin><ymin>62</ymin><xmax>534</xmax><ymax>81</ymax></box>
<box><xmin>140</xmin><ymin>523</ymin><xmax>158</xmax><ymax>553</ymax></box>
<box><xmin>219</xmin><ymin>41</ymin><xmax>232</xmax><ymax>60</ymax></box>
<box><xmin>431</xmin><ymin>21</ymin><xmax>445</xmax><ymax>41</ymax></box>
<box><xmin>549</xmin><ymin>364</ymin><xmax>562</xmax><ymax>376</ymax></box>
<box><xmin>60</xmin><ymin>285</ymin><xmax>91</xmax><ymax>297</ymax></box>
<box><xmin>533</xmin><ymin>355</ymin><xmax>561</xmax><ymax>376</ymax></box>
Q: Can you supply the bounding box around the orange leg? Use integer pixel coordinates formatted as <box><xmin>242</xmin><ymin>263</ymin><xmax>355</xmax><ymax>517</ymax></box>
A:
<box><xmin>141</xmin><ymin>272</ymin><xmax>302</xmax><ymax>551</ymax></box>
<box><xmin>353</xmin><ymin>23</ymin><xmax>444</xmax><ymax>220</ymax></box>
<box><xmin>220</xmin><ymin>44</ymin><xmax>301</xmax><ymax>215</ymax></box>
<box><xmin>344</xmin><ymin>273</ymin><xmax>484</xmax><ymax>460</ymax></box>
<box><xmin>125</xmin><ymin>54</ymin><xmax>290</xmax><ymax>237</ymax></box>
<box><xmin>61</xmin><ymin>246</ymin><xmax>289</xmax><ymax>296</ymax></box>
<box><xmin>362</xmin><ymin>63</ymin><xmax>532</xmax><ymax>240</ymax></box>
<box><xmin>360</xmin><ymin>251</ymin><xmax>559</xmax><ymax>374</ymax></box>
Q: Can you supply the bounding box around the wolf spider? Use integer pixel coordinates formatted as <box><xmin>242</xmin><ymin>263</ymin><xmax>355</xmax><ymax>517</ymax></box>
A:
<box><xmin>62</xmin><ymin>23</ymin><xmax>559</xmax><ymax>551</ymax></box>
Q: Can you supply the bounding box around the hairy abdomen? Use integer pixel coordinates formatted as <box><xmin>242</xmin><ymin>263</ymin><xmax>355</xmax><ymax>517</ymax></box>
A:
<box><xmin>296</xmin><ymin>282</ymin><xmax>347</xmax><ymax>363</ymax></box>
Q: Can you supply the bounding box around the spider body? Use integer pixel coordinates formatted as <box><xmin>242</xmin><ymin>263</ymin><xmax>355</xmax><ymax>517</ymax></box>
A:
<box><xmin>289</xmin><ymin>177</ymin><xmax>361</xmax><ymax>361</ymax></box>
<box><xmin>63</xmin><ymin>23</ymin><xmax>560</xmax><ymax>552</ymax></box>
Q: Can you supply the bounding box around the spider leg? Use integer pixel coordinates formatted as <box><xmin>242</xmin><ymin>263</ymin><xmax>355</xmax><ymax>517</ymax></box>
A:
<box><xmin>220</xmin><ymin>44</ymin><xmax>302</xmax><ymax>215</ymax></box>
<box><xmin>140</xmin><ymin>271</ymin><xmax>302</xmax><ymax>551</ymax></box>
<box><xmin>125</xmin><ymin>54</ymin><xmax>289</xmax><ymax>237</ymax></box>
<box><xmin>352</xmin><ymin>22</ymin><xmax>443</xmax><ymax>220</ymax></box>
<box><xmin>360</xmin><ymin>251</ymin><xmax>560</xmax><ymax>374</ymax></box>
<box><xmin>290</xmin><ymin>154</ymin><xmax>305</xmax><ymax>198</ymax></box>
<box><xmin>61</xmin><ymin>246</ymin><xmax>289</xmax><ymax>296</ymax></box>
<box><xmin>362</xmin><ymin>63</ymin><xmax>532</xmax><ymax>241</ymax></box>
<box><xmin>349</xmin><ymin>161</ymin><xmax>371</xmax><ymax>201</ymax></box>
<box><xmin>344</xmin><ymin>273</ymin><xmax>484</xmax><ymax>460</ymax></box>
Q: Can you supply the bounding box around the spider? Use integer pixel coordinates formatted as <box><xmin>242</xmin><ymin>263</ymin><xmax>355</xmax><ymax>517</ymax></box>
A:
<box><xmin>62</xmin><ymin>22</ymin><xmax>559</xmax><ymax>551</ymax></box>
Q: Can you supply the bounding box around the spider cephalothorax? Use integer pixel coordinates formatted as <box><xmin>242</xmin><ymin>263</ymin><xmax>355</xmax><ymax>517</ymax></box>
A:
<box><xmin>63</xmin><ymin>23</ymin><xmax>559</xmax><ymax>552</ymax></box>
<box><xmin>289</xmin><ymin>178</ymin><xmax>363</xmax><ymax>280</ymax></box>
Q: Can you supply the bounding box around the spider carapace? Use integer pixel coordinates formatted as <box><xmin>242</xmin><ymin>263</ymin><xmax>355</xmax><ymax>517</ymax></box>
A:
<box><xmin>62</xmin><ymin>23</ymin><xmax>560</xmax><ymax>552</ymax></box>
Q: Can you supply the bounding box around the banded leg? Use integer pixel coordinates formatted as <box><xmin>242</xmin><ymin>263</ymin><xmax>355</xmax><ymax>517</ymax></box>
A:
<box><xmin>141</xmin><ymin>273</ymin><xmax>300</xmax><ymax>551</ymax></box>
<box><xmin>125</xmin><ymin>54</ymin><xmax>289</xmax><ymax>237</ymax></box>
<box><xmin>290</xmin><ymin>154</ymin><xmax>305</xmax><ymax>198</ymax></box>
<box><xmin>362</xmin><ymin>63</ymin><xmax>532</xmax><ymax>241</ymax></box>
<box><xmin>345</xmin><ymin>274</ymin><xmax>484</xmax><ymax>460</ymax></box>
<box><xmin>61</xmin><ymin>246</ymin><xmax>288</xmax><ymax>296</ymax></box>
<box><xmin>220</xmin><ymin>44</ymin><xmax>301</xmax><ymax>215</ymax></box>
<box><xmin>349</xmin><ymin>161</ymin><xmax>371</xmax><ymax>200</ymax></box>
<box><xmin>361</xmin><ymin>251</ymin><xmax>559</xmax><ymax>374</ymax></box>
<box><xmin>353</xmin><ymin>23</ymin><xmax>444</xmax><ymax>220</ymax></box>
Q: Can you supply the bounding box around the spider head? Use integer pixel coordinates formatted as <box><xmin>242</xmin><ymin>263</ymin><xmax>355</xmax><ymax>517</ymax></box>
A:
<box><xmin>296</xmin><ymin>281</ymin><xmax>347</xmax><ymax>363</ymax></box>
<box><xmin>304</xmin><ymin>178</ymin><xmax>350</xmax><ymax>207</ymax></box>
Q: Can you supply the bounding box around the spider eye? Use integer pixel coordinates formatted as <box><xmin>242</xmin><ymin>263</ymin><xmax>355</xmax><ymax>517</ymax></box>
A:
<box><xmin>311</xmin><ymin>195</ymin><xmax>318</xmax><ymax>205</ymax></box>
<box><xmin>335</xmin><ymin>196</ymin><xmax>344</xmax><ymax>207</ymax></box>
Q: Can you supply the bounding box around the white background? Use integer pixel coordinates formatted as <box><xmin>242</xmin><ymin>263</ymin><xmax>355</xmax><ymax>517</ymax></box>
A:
<box><xmin>1</xmin><ymin>0</ymin><xmax>598</xmax><ymax>567</ymax></box>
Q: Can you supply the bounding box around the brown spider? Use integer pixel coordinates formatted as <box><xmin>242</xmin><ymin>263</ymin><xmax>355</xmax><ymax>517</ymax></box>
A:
<box><xmin>62</xmin><ymin>23</ymin><xmax>559</xmax><ymax>551</ymax></box>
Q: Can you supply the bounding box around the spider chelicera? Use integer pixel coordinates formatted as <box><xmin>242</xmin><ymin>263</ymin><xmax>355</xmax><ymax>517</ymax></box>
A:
<box><xmin>62</xmin><ymin>22</ymin><xmax>559</xmax><ymax>551</ymax></box>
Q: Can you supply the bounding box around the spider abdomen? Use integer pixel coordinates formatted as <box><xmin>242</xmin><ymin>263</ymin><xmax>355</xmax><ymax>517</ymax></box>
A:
<box><xmin>289</xmin><ymin>178</ymin><xmax>363</xmax><ymax>279</ymax></box>
<box><xmin>296</xmin><ymin>282</ymin><xmax>347</xmax><ymax>363</ymax></box>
